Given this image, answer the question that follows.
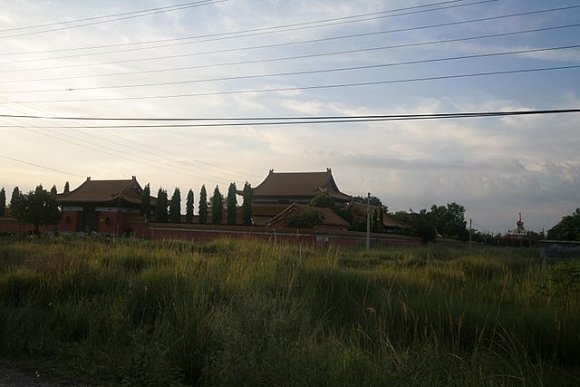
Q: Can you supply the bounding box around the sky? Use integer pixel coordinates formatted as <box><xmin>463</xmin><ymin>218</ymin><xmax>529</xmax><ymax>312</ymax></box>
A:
<box><xmin>0</xmin><ymin>0</ymin><xmax>579</xmax><ymax>234</ymax></box>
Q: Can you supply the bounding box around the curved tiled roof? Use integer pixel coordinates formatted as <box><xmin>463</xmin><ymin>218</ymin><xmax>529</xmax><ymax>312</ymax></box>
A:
<box><xmin>58</xmin><ymin>177</ymin><xmax>146</xmax><ymax>205</ymax></box>
<box><xmin>266</xmin><ymin>203</ymin><xmax>350</xmax><ymax>229</ymax></box>
<box><xmin>253</xmin><ymin>169</ymin><xmax>352</xmax><ymax>202</ymax></box>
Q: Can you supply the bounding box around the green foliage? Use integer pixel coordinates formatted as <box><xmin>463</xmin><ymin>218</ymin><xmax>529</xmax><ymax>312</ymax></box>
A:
<box><xmin>63</xmin><ymin>181</ymin><xmax>70</xmax><ymax>194</ymax></box>
<box><xmin>0</xmin><ymin>240</ymin><xmax>579</xmax><ymax>385</ymax></box>
<box><xmin>286</xmin><ymin>211</ymin><xmax>324</xmax><ymax>228</ymax></box>
<box><xmin>10</xmin><ymin>186</ymin><xmax>20</xmax><ymax>208</ymax></box>
<box><xmin>547</xmin><ymin>208</ymin><xmax>580</xmax><ymax>241</ymax></box>
<box><xmin>140</xmin><ymin>184</ymin><xmax>151</xmax><ymax>217</ymax></box>
<box><xmin>154</xmin><ymin>188</ymin><xmax>168</xmax><ymax>222</ymax></box>
<box><xmin>352</xmin><ymin>195</ymin><xmax>385</xmax><ymax>210</ymax></box>
<box><xmin>310</xmin><ymin>193</ymin><xmax>337</xmax><ymax>210</ymax></box>
<box><xmin>242</xmin><ymin>182</ymin><xmax>253</xmax><ymax>226</ymax></box>
<box><xmin>199</xmin><ymin>185</ymin><xmax>208</xmax><ymax>224</ymax></box>
<box><xmin>50</xmin><ymin>185</ymin><xmax>57</xmax><ymax>195</ymax></box>
<box><xmin>430</xmin><ymin>202</ymin><xmax>469</xmax><ymax>241</ymax></box>
<box><xmin>11</xmin><ymin>185</ymin><xmax>61</xmax><ymax>233</ymax></box>
<box><xmin>169</xmin><ymin>188</ymin><xmax>181</xmax><ymax>223</ymax></box>
<box><xmin>227</xmin><ymin>183</ymin><xmax>237</xmax><ymax>225</ymax></box>
<box><xmin>211</xmin><ymin>186</ymin><xmax>223</xmax><ymax>225</ymax></box>
<box><xmin>185</xmin><ymin>189</ymin><xmax>194</xmax><ymax>224</ymax></box>
<box><xmin>415</xmin><ymin>210</ymin><xmax>437</xmax><ymax>243</ymax></box>
<box><xmin>0</xmin><ymin>188</ymin><xmax>5</xmax><ymax>217</ymax></box>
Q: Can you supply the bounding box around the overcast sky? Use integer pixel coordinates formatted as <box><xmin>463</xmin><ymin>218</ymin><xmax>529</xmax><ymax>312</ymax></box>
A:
<box><xmin>0</xmin><ymin>0</ymin><xmax>579</xmax><ymax>234</ymax></box>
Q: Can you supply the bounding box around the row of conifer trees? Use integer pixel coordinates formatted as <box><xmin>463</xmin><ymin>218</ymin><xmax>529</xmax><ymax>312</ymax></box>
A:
<box><xmin>140</xmin><ymin>182</ymin><xmax>254</xmax><ymax>226</ymax></box>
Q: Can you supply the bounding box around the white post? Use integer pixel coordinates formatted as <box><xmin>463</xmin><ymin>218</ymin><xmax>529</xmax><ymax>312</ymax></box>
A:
<box><xmin>366</xmin><ymin>192</ymin><xmax>371</xmax><ymax>250</ymax></box>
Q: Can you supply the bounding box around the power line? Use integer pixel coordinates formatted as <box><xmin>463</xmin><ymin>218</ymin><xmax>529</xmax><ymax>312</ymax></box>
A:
<box><xmin>0</xmin><ymin>95</ymin><xmax>261</xmax><ymax>181</ymax></box>
<box><xmin>97</xmin><ymin>129</ymin><xmax>263</xmax><ymax>179</ymax></box>
<box><xmin>0</xmin><ymin>1</ymin><xmax>226</xmax><ymax>39</ymax></box>
<box><xmin>1</xmin><ymin>3</ymin><xmax>575</xmax><ymax>74</ymax></box>
<box><xmin>3</xmin><ymin>22</ymin><xmax>578</xmax><ymax>85</ymax></box>
<box><xmin>9</xmin><ymin>44</ymin><xmax>580</xmax><ymax>94</ymax></box>
<box><xmin>0</xmin><ymin>0</ymin><xmax>483</xmax><ymax>58</ymax></box>
<box><xmin>6</xmin><ymin>65</ymin><xmax>579</xmax><ymax>104</ymax></box>
<box><xmin>0</xmin><ymin>155</ymin><xmax>84</xmax><ymax>178</ymax></box>
<box><xmin>0</xmin><ymin>97</ymin><xmax>257</xmax><ymax>183</ymax></box>
<box><xmin>2</xmin><ymin>109</ymin><xmax>578</xmax><ymax>127</ymax></box>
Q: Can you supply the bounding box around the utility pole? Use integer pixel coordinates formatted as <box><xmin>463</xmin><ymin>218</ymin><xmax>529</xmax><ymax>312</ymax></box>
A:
<box><xmin>469</xmin><ymin>218</ymin><xmax>472</xmax><ymax>248</ymax></box>
<box><xmin>366</xmin><ymin>192</ymin><xmax>371</xmax><ymax>251</ymax></box>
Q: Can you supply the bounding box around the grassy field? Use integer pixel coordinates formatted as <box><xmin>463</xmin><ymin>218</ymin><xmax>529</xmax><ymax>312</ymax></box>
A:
<box><xmin>0</xmin><ymin>237</ymin><xmax>579</xmax><ymax>386</ymax></box>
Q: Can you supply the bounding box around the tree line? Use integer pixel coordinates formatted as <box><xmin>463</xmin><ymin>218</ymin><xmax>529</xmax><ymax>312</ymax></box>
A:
<box><xmin>140</xmin><ymin>182</ymin><xmax>254</xmax><ymax>226</ymax></box>
<box><xmin>1</xmin><ymin>182</ymin><xmax>578</xmax><ymax>241</ymax></box>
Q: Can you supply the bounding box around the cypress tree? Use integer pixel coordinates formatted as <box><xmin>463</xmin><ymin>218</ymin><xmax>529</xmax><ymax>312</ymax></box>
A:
<box><xmin>199</xmin><ymin>185</ymin><xmax>208</xmax><ymax>224</ymax></box>
<box><xmin>186</xmin><ymin>189</ymin><xmax>194</xmax><ymax>223</ymax></box>
<box><xmin>371</xmin><ymin>209</ymin><xmax>379</xmax><ymax>233</ymax></box>
<box><xmin>242</xmin><ymin>182</ymin><xmax>253</xmax><ymax>226</ymax></box>
<box><xmin>155</xmin><ymin>188</ymin><xmax>168</xmax><ymax>222</ymax></box>
<box><xmin>227</xmin><ymin>182</ymin><xmax>237</xmax><ymax>225</ymax></box>
<box><xmin>63</xmin><ymin>181</ymin><xmax>70</xmax><ymax>194</ymax></box>
<box><xmin>169</xmin><ymin>188</ymin><xmax>181</xmax><ymax>223</ymax></box>
<box><xmin>10</xmin><ymin>187</ymin><xmax>20</xmax><ymax>208</ymax></box>
<box><xmin>0</xmin><ymin>188</ymin><xmax>5</xmax><ymax>217</ymax></box>
<box><xmin>141</xmin><ymin>184</ymin><xmax>151</xmax><ymax>218</ymax></box>
<box><xmin>50</xmin><ymin>185</ymin><xmax>57</xmax><ymax>195</ymax></box>
<box><xmin>211</xmin><ymin>185</ymin><xmax>223</xmax><ymax>225</ymax></box>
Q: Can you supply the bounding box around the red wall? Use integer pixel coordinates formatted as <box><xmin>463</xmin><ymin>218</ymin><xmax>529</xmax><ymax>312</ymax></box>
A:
<box><xmin>0</xmin><ymin>216</ymin><xmax>421</xmax><ymax>247</ymax></box>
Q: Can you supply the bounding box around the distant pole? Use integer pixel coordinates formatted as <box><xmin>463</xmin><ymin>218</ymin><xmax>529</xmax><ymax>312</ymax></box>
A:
<box><xmin>469</xmin><ymin>218</ymin><xmax>472</xmax><ymax>247</ymax></box>
<box><xmin>366</xmin><ymin>192</ymin><xmax>371</xmax><ymax>251</ymax></box>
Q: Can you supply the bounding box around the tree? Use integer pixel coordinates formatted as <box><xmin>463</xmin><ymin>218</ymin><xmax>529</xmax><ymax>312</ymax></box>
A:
<box><xmin>12</xmin><ymin>185</ymin><xmax>61</xmax><ymax>234</ymax></box>
<box><xmin>211</xmin><ymin>185</ymin><xmax>223</xmax><ymax>225</ymax></box>
<box><xmin>50</xmin><ymin>185</ymin><xmax>57</xmax><ymax>195</ymax></box>
<box><xmin>227</xmin><ymin>182</ymin><xmax>237</xmax><ymax>225</ymax></box>
<box><xmin>547</xmin><ymin>208</ymin><xmax>580</xmax><ymax>241</ymax></box>
<box><xmin>155</xmin><ymin>188</ymin><xmax>168</xmax><ymax>222</ymax></box>
<box><xmin>63</xmin><ymin>181</ymin><xmax>70</xmax><ymax>194</ymax></box>
<box><xmin>310</xmin><ymin>193</ymin><xmax>337</xmax><ymax>210</ymax></box>
<box><xmin>169</xmin><ymin>188</ymin><xmax>181</xmax><ymax>223</ymax></box>
<box><xmin>186</xmin><ymin>189</ymin><xmax>194</xmax><ymax>223</ymax></box>
<box><xmin>199</xmin><ymin>185</ymin><xmax>208</xmax><ymax>224</ymax></box>
<box><xmin>10</xmin><ymin>186</ymin><xmax>20</xmax><ymax>208</ymax></box>
<box><xmin>430</xmin><ymin>202</ymin><xmax>469</xmax><ymax>241</ymax></box>
<box><xmin>287</xmin><ymin>211</ymin><xmax>324</xmax><ymax>228</ymax></box>
<box><xmin>242</xmin><ymin>182</ymin><xmax>253</xmax><ymax>226</ymax></box>
<box><xmin>141</xmin><ymin>184</ymin><xmax>151</xmax><ymax>219</ymax></box>
<box><xmin>0</xmin><ymin>188</ymin><xmax>5</xmax><ymax>217</ymax></box>
<box><xmin>371</xmin><ymin>209</ymin><xmax>380</xmax><ymax>233</ymax></box>
<box><xmin>352</xmin><ymin>195</ymin><xmax>385</xmax><ymax>210</ymax></box>
<box><xmin>415</xmin><ymin>210</ymin><xmax>437</xmax><ymax>243</ymax></box>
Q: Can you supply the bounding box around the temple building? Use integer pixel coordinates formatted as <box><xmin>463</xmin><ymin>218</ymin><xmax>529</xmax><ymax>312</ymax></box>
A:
<box><xmin>250</xmin><ymin>169</ymin><xmax>352</xmax><ymax>226</ymax></box>
<box><xmin>58</xmin><ymin>176</ymin><xmax>153</xmax><ymax>235</ymax></box>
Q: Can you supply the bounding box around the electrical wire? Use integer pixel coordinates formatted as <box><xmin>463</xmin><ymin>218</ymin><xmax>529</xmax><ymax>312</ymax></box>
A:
<box><xmin>5</xmin><ymin>65</ymin><xmax>579</xmax><ymax>104</ymax></box>
<box><xmin>0</xmin><ymin>155</ymin><xmax>84</xmax><ymax>178</ymax></box>
<box><xmin>1</xmin><ymin>3</ymin><xmax>575</xmax><ymax>73</ymax></box>
<box><xmin>0</xmin><ymin>0</ymin><xmax>464</xmax><ymax>55</ymax></box>
<box><xmin>0</xmin><ymin>97</ymin><xmax>258</xmax><ymax>183</ymax></box>
<box><xmin>8</xmin><ymin>44</ymin><xmax>579</xmax><ymax>94</ymax></box>
<box><xmin>0</xmin><ymin>0</ymin><xmax>488</xmax><ymax>58</ymax></box>
<box><xmin>3</xmin><ymin>22</ymin><xmax>578</xmax><ymax>85</ymax></box>
<box><xmin>0</xmin><ymin>1</ymin><xmax>226</xmax><ymax>39</ymax></box>
<box><xmin>2</xmin><ymin>109</ymin><xmax>578</xmax><ymax>127</ymax></box>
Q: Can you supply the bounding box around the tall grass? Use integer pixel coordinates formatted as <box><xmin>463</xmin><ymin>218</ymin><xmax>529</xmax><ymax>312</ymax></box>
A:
<box><xmin>0</xmin><ymin>237</ymin><xmax>579</xmax><ymax>386</ymax></box>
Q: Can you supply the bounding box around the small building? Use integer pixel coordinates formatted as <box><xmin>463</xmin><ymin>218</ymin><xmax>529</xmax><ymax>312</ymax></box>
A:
<box><xmin>58</xmin><ymin>176</ymin><xmax>153</xmax><ymax>235</ymax></box>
